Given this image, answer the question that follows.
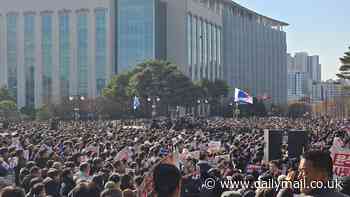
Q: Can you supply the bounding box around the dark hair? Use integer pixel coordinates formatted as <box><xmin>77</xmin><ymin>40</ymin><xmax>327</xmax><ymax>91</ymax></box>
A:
<box><xmin>108</xmin><ymin>174</ymin><xmax>120</xmax><ymax>184</ymax></box>
<box><xmin>134</xmin><ymin>176</ymin><xmax>143</xmax><ymax>187</ymax></box>
<box><xmin>29</xmin><ymin>177</ymin><xmax>43</xmax><ymax>190</ymax></box>
<box><xmin>79</xmin><ymin>162</ymin><xmax>90</xmax><ymax>172</ymax></box>
<box><xmin>256</xmin><ymin>188</ymin><xmax>276</xmax><ymax>197</ymax></box>
<box><xmin>30</xmin><ymin>166</ymin><xmax>40</xmax><ymax>175</ymax></box>
<box><xmin>270</xmin><ymin>160</ymin><xmax>280</xmax><ymax>169</ymax></box>
<box><xmin>122</xmin><ymin>189</ymin><xmax>135</xmax><ymax>197</ymax></box>
<box><xmin>120</xmin><ymin>174</ymin><xmax>133</xmax><ymax>191</ymax></box>
<box><xmin>47</xmin><ymin>168</ymin><xmax>60</xmax><ymax>179</ymax></box>
<box><xmin>0</xmin><ymin>186</ymin><xmax>25</xmax><ymax>197</ymax></box>
<box><xmin>100</xmin><ymin>189</ymin><xmax>123</xmax><ymax>197</ymax></box>
<box><xmin>29</xmin><ymin>183</ymin><xmax>45</xmax><ymax>196</ymax></box>
<box><xmin>153</xmin><ymin>164</ymin><xmax>181</xmax><ymax>197</ymax></box>
<box><xmin>68</xmin><ymin>182</ymin><xmax>90</xmax><ymax>197</ymax></box>
<box><xmin>301</xmin><ymin>150</ymin><xmax>333</xmax><ymax>178</ymax></box>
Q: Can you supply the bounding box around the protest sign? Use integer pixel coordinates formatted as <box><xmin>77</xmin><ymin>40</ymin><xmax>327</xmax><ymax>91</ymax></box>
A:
<box><xmin>208</xmin><ymin>141</ymin><xmax>221</xmax><ymax>153</ymax></box>
<box><xmin>330</xmin><ymin>137</ymin><xmax>350</xmax><ymax>178</ymax></box>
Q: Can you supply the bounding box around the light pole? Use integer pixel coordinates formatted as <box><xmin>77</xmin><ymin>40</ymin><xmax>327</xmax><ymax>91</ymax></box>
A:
<box><xmin>69</xmin><ymin>96</ymin><xmax>85</xmax><ymax>121</ymax></box>
<box><xmin>230</xmin><ymin>102</ymin><xmax>240</xmax><ymax>119</ymax></box>
<box><xmin>147</xmin><ymin>96</ymin><xmax>160</xmax><ymax>119</ymax></box>
<box><xmin>196</xmin><ymin>99</ymin><xmax>209</xmax><ymax>117</ymax></box>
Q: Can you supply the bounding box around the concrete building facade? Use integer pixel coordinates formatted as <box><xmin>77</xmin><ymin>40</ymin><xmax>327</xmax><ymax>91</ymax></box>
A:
<box><xmin>0</xmin><ymin>0</ymin><xmax>288</xmax><ymax>108</ymax></box>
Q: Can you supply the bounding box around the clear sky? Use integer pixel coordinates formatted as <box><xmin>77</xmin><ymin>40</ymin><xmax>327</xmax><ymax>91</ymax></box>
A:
<box><xmin>234</xmin><ymin>0</ymin><xmax>350</xmax><ymax>80</ymax></box>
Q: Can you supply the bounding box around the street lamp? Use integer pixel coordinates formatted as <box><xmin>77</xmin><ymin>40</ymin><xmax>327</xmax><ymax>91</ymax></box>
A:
<box><xmin>147</xmin><ymin>96</ymin><xmax>161</xmax><ymax>119</ymax></box>
<box><xmin>196</xmin><ymin>98</ymin><xmax>209</xmax><ymax>117</ymax></box>
<box><xmin>69</xmin><ymin>96</ymin><xmax>86</xmax><ymax>121</ymax></box>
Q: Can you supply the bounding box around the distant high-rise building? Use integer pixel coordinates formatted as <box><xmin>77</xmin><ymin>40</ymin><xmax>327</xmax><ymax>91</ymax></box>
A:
<box><xmin>287</xmin><ymin>71</ymin><xmax>305</xmax><ymax>102</ymax></box>
<box><xmin>287</xmin><ymin>53</ymin><xmax>296</xmax><ymax>72</ymax></box>
<box><xmin>287</xmin><ymin>52</ymin><xmax>321</xmax><ymax>102</ymax></box>
<box><xmin>294</xmin><ymin>52</ymin><xmax>308</xmax><ymax>73</ymax></box>
<box><xmin>307</xmin><ymin>55</ymin><xmax>321</xmax><ymax>82</ymax></box>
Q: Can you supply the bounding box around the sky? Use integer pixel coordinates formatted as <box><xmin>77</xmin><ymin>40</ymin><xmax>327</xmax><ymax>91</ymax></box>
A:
<box><xmin>234</xmin><ymin>0</ymin><xmax>350</xmax><ymax>80</ymax></box>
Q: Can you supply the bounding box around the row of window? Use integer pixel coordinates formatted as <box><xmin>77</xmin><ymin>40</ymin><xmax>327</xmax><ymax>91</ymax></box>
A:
<box><xmin>4</xmin><ymin>9</ymin><xmax>108</xmax><ymax>104</ymax></box>
<box><xmin>187</xmin><ymin>13</ymin><xmax>222</xmax><ymax>81</ymax></box>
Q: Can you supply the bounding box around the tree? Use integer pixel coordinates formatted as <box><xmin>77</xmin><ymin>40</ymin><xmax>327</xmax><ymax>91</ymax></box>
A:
<box><xmin>20</xmin><ymin>106</ymin><xmax>36</xmax><ymax>120</ymax></box>
<box><xmin>0</xmin><ymin>86</ymin><xmax>14</xmax><ymax>101</ymax></box>
<box><xmin>337</xmin><ymin>47</ymin><xmax>350</xmax><ymax>80</ymax></box>
<box><xmin>196</xmin><ymin>79</ymin><xmax>229</xmax><ymax>116</ymax></box>
<box><xmin>36</xmin><ymin>105</ymin><xmax>51</xmax><ymax>120</ymax></box>
<box><xmin>287</xmin><ymin>102</ymin><xmax>311</xmax><ymax>118</ymax></box>
<box><xmin>127</xmin><ymin>60</ymin><xmax>198</xmax><ymax>116</ymax></box>
<box><xmin>0</xmin><ymin>100</ymin><xmax>18</xmax><ymax>118</ymax></box>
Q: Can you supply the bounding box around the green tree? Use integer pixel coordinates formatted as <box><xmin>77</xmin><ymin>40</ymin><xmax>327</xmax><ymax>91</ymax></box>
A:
<box><xmin>337</xmin><ymin>47</ymin><xmax>350</xmax><ymax>80</ymax></box>
<box><xmin>0</xmin><ymin>100</ymin><xmax>17</xmax><ymax>118</ymax></box>
<box><xmin>20</xmin><ymin>106</ymin><xmax>36</xmax><ymax>120</ymax></box>
<box><xmin>127</xmin><ymin>60</ymin><xmax>198</xmax><ymax>115</ymax></box>
<box><xmin>0</xmin><ymin>86</ymin><xmax>14</xmax><ymax>101</ymax></box>
<box><xmin>287</xmin><ymin>102</ymin><xmax>311</xmax><ymax>118</ymax></box>
<box><xmin>36</xmin><ymin>105</ymin><xmax>51</xmax><ymax>120</ymax></box>
<box><xmin>196</xmin><ymin>79</ymin><xmax>229</xmax><ymax>116</ymax></box>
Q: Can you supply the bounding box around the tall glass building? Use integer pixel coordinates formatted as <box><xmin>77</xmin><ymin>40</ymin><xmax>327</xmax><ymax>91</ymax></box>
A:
<box><xmin>0</xmin><ymin>0</ymin><xmax>288</xmax><ymax>108</ymax></box>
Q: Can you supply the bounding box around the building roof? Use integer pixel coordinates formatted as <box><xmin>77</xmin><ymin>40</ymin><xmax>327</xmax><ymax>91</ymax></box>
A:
<box><xmin>222</xmin><ymin>0</ymin><xmax>289</xmax><ymax>26</ymax></box>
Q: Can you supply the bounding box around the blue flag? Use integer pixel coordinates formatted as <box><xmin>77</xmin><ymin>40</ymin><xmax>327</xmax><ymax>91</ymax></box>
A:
<box><xmin>234</xmin><ymin>88</ymin><xmax>253</xmax><ymax>104</ymax></box>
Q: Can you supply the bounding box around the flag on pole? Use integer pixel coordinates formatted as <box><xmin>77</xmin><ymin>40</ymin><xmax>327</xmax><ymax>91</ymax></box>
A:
<box><xmin>234</xmin><ymin>88</ymin><xmax>253</xmax><ymax>104</ymax></box>
<box><xmin>133</xmin><ymin>96</ymin><xmax>140</xmax><ymax>110</ymax></box>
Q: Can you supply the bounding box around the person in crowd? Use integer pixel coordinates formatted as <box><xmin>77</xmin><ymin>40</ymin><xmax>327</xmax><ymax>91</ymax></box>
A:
<box><xmin>100</xmin><ymin>188</ymin><xmax>123</xmax><ymax>197</ymax></box>
<box><xmin>22</xmin><ymin>166</ymin><xmax>41</xmax><ymax>193</ymax></box>
<box><xmin>61</xmin><ymin>168</ymin><xmax>76</xmax><ymax>197</ymax></box>
<box><xmin>0</xmin><ymin>116</ymin><xmax>349</xmax><ymax>197</ymax></box>
<box><xmin>0</xmin><ymin>186</ymin><xmax>25</xmax><ymax>197</ymax></box>
<box><xmin>75</xmin><ymin>163</ymin><xmax>92</xmax><ymax>183</ymax></box>
<box><xmin>153</xmin><ymin>163</ymin><xmax>182</xmax><ymax>197</ymax></box>
<box><xmin>340</xmin><ymin>176</ymin><xmax>350</xmax><ymax>196</ymax></box>
<box><xmin>26</xmin><ymin>183</ymin><xmax>46</xmax><ymax>197</ymax></box>
<box><xmin>298</xmin><ymin>150</ymin><xmax>348</xmax><ymax>197</ymax></box>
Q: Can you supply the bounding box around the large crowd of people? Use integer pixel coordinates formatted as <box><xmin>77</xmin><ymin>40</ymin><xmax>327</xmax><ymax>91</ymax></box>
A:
<box><xmin>0</xmin><ymin>116</ymin><xmax>349</xmax><ymax>197</ymax></box>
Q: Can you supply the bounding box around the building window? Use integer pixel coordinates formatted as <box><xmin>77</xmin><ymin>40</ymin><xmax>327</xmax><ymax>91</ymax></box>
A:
<box><xmin>95</xmin><ymin>8</ymin><xmax>107</xmax><ymax>95</ymax></box>
<box><xmin>42</xmin><ymin>13</ymin><xmax>53</xmax><ymax>104</ymax></box>
<box><xmin>77</xmin><ymin>12</ymin><xmax>89</xmax><ymax>96</ymax></box>
<box><xmin>203</xmin><ymin>21</ymin><xmax>207</xmax><ymax>70</ymax></box>
<box><xmin>6</xmin><ymin>14</ymin><xmax>18</xmax><ymax>99</ymax></box>
<box><xmin>208</xmin><ymin>22</ymin><xmax>212</xmax><ymax>79</ymax></box>
<box><xmin>59</xmin><ymin>13</ymin><xmax>70</xmax><ymax>98</ymax></box>
<box><xmin>192</xmin><ymin>16</ymin><xmax>197</xmax><ymax>79</ymax></box>
<box><xmin>198</xmin><ymin>18</ymin><xmax>202</xmax><ymax>72</ymax></box>
<box><xmin>117</xmin><ymin>0</ymin><xmax>155</xmax><ymax>73</ymax></box>
<box><xmin>24</xmin><ymin>14</ymin><xmax>35</xmax><ymax>107</ymax></box>
<box><xmin>187</xmin><ymin>14</ymin><xmax>192</xmax><ymax>66</ymax></box>
<box><xmin>212</xmin><ymin>24</ymin><xmax>217</xmax><ymax>80</ymax></box>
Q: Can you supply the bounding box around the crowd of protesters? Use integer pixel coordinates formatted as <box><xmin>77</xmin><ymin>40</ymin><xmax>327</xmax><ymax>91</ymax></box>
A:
<box><xmin>0</xmin><ymin>115</ymin><xmax>349</xmax><ymax>197</ymax></box>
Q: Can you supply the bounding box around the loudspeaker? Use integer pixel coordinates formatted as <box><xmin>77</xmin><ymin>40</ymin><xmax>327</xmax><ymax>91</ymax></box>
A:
<box><xmin>288</xmin><ymin>130</ymin><xmax>308</xmax><ymax>159</ymax></box>
<box><xmin>264</xmin><ymin>129</ymin><xmax>283</xmax><ymax>161</ymax></box>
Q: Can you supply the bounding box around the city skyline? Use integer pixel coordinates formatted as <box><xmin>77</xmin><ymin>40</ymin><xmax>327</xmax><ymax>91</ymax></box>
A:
<box><xmin>235</xmin><ymin>0</ymin><xmax>350</xmax><ymax>80</ymax></box>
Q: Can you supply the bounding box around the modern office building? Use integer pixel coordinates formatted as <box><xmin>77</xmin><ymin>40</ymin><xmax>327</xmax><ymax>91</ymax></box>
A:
<box><xmin>288</xmin><ymin>52</ymin><xmax>321</xmax><ymax>101</ymax></box>
<box><xmin>0</xmin><ymin>0</ymin><xmax>114</xmax><ymax>108</ymax></box>
<box><xmin>287</xmin><ymin>71</ymin><xmax>306</xmax><ymax>102</ymax></box>
<box><xmin>307</xmin><ymin>55</ymin><xmax>321</xmax><ymax>82</ymax></box>
<box><xmin>0</xmin><ymin>0</ymin><xmax>288</xmax><ymax>108</ymax></box>
<box><xmin>294</xmin><ymin>52</ymin><xmax>308</xmax><ymax>73</ymax></box>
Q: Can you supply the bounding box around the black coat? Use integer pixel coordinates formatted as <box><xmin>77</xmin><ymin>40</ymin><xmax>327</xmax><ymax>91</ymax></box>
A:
<box><xmin>60</xmin><ymin>177</ymin><xmax>76</xmax><ymax>197</ymax></box>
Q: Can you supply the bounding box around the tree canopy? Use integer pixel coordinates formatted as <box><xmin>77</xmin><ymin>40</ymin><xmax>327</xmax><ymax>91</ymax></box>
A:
<box><xmin>101</xmin><ymin>60</ymin><xmax>229</xmax><ymax>118</ymax></box>
<box><xmin>337</xmin><ymin>47</ymin><xmax>350</xmax><ymax>80</ymax></box>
